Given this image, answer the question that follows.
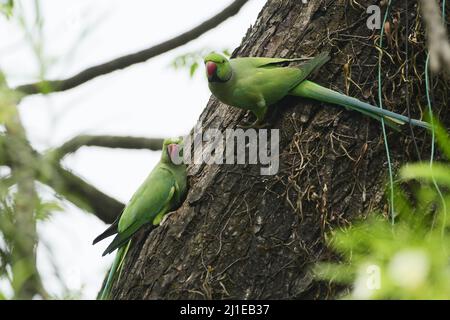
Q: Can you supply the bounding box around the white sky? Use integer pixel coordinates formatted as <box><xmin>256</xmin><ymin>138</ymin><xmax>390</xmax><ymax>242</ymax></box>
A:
<box><xmin>0</xmin><ymin>0</ymin><xmax>266</xmax><ymax>299</ymax></box>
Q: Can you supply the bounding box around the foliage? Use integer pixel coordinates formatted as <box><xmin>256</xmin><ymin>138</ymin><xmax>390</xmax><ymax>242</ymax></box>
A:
<box><xmin>315</xmin><ymin>121</ymin><xmax>450</xmax><ymax>299</ymax></box>
<box><xmin>0</xmin><ymin>0</ymin><xmax>13</xmax><ymax>19</ymax></box>
<box><xmin>171</xmin><ymin>48</ymin><xmax>231</xmax><ymax>77</ymax></box>
<box><xmin>0</xmin><ymin>2</ymin><xmax>77</xmax><ymax>299</ymax></box>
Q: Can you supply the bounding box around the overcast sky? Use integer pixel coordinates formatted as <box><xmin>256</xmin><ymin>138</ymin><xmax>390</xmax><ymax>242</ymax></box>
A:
<box><xmin>0</xmin><ymin>0</ymin><xmax>266</xmax><ymax>299</ymax></box>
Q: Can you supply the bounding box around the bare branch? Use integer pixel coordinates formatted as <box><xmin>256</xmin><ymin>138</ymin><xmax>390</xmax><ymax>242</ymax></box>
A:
<box><xmin>36</xmin><ymin>161</ymin><xmax>124</xmax><ymax>224</ymax></box>
<box><xmin>1</xmin><ymin>134</ymin><xmax>125</xmax><ymax>224</ymax></box>
<box><xmin>54</xmin><ymin>135</ymin><xmax>164</xmax><ymax>160</ymax></box>
<box><xmin>15</xmin><ymin>0</ymin><xmax>250</xmax><ymax>96</ymax></box>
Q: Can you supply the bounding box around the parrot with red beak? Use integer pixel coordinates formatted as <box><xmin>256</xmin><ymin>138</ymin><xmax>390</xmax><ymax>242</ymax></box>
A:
<box><xmin>93</xmin><ymin>137</ymin><xmax>187</xmax><ymax>299</ymax></box>
<box><xmin>204</xmin><ymin>52</ymin><xmax>429</xmax><ymax>129</ymax></box>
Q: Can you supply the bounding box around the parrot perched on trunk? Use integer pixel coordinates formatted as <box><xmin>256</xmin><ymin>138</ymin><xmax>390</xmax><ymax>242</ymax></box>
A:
<box><xmin>204</xmin><ymin>52</ymin><xmax>429</xmax><ymax>129</ymax></box>
<box><xmin>93</xmin><ymin>137</ymin><xmax>187</xmax><ymax>299</ymax></box>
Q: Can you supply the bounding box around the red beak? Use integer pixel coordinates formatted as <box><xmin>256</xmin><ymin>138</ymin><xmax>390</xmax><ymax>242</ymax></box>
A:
<box><xmin>206</xmin><ymin>61</ymin><xmax>217</xmax><ymax>77</ymax></box>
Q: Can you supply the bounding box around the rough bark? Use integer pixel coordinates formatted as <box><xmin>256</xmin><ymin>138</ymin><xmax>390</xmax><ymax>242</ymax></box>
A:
<box><xmin>112</xmin><ymin>0</ymin><xmax>449</xmax><ymax>299</ymax></box>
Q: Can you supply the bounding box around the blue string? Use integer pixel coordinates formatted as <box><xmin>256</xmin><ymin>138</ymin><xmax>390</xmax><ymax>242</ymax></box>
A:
<box><xmin>378</xmin><ymin>0</ymin><xmax>395</xmax><ymax>225</ymax></box>
<box><xmin>424</xmin><ymin>0</ymin><xmax>447</xmax><ymax>237</ymax></box>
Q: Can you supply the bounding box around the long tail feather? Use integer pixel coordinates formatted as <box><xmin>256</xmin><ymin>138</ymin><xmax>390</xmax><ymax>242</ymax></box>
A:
<box><xmin>93</xmin><ymin>212</ymin><xmax>123</xmax><ymax>245</ymax></box>
<box><xmin>102</xmin><ymin>228</ymin><xmax>134</xmax><ymax>256</ymax></box>
<box><xmin>92</xmin><ymin>220</ymin><xmax>119</xmax><ymax>245</ymax></box>
<box><xmin>98</xmin><ymin>241</ymin><xmax>131</xmax><ymax>300</ymax></box>
<box><xmin>291</xmin><ymin>80</ymin><xmax>430</xmax><ymax>129</ymax></box>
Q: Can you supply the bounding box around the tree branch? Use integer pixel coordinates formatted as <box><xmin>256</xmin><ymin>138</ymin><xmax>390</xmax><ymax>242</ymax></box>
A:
<box><xmin>1</xmin><ymin>134</ymin><xmax>125</xmax><ymax>224</ymax></box>
<box><xmin>36</xmin><ymin>160</ymin><xmax>124</xmax><ymax>224</ymax></box>
<box><xmin>4</xmin><ymin>107</ymin><xmax>49</xmax><ymax>299</ymax></box>
<box><xmin>14</xmin><ymin>0</ymin><xmax>250</xmax><ymax>96</ymax></box>
<box><xmin>54</xmin><ymin>135</ymin><xmax>164</xmax><ymax>160</ymax></box>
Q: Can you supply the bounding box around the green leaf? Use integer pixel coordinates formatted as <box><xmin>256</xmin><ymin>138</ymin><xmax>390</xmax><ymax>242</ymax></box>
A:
<box><xmin>433</xmin><ymin>118</ymin><xmax>450</xmax><ymax>160</ymax></box>
<box><xmin>0</xmin><ymin>0</ymin><xmax>13</xmax><ymax>19</ymax></box>
<box><xmin>35</xmin><ymin>200</ymin><xmax>63</xmax><ymax>221</ymax></box>
<box><xmin>313</xmin><ymin>262</ymin><xmax>355</xmax><ymax>283</ymax></box>
<box><xmin>189</xmin><ymin>62</ymin><xmax>199</xmax><ymax>77</ymax></box>
<box><xmin>400</xmin><ymin>163</ymin><xmax>450</xmax><ymax>186</ymax></box>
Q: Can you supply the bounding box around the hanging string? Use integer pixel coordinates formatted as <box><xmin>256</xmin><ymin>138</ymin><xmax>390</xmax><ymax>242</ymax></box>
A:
<box><xmin>405</xmin><ymin>0</ymin><xmax>422</xmax><ymax>161</ymax></box>
<box><xmin>378</xmin><ymin>0</ymin><xmax>395</xmax><ymax>225</ymax></box>
<box><xmin>424</xmin><ymin>0</ymin><xmax>447</xmax><ymax>237</ymax></box>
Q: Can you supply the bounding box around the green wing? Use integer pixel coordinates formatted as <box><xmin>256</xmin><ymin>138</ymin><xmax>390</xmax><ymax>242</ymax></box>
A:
<box><xmin>230</xmin><ymin>52</ymin><xmax>330</xmax><ymax>106</ymax></box>
<box><xmin>102</xmin><ymin>166</ymin><xmax>177</xmax><ymax>256</ymax></box>
<box><xmin>235</xmin><ymin>56</ymin><xmax>307</xmax><ymax>68</ymax></box>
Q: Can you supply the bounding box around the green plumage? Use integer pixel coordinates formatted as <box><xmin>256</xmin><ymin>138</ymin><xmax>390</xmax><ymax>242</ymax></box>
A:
<box><xmin>94</xmin><ymin>137</ymin><xmax>187</xmax><ymax>299</ymax></box>
<box><xmin>204</xmin><ymin>52</ymin><xmax>429</xmax><ymax>129</ymax></box>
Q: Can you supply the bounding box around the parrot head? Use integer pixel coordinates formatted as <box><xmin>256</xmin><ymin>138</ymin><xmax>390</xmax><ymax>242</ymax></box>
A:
<box><xmin>162</xmin><ymin>137</ymin><xmax>184</xmax><ymax>165</ymax></box>
<box><xmin>204</xmin><ymin>52</ymin><xmax>232</xmax><ymax>83</ymax></box>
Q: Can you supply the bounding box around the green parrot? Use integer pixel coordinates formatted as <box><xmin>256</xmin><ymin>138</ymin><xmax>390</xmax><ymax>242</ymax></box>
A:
<box><xmin>203</xmin><ymin>52</ymin><xmax>429</xmax><ymax>129</ymax></box>
<box><xmin>93</xmin><ymin>137</ymin><xmax>187</xmax><ymax>299</ymax></box>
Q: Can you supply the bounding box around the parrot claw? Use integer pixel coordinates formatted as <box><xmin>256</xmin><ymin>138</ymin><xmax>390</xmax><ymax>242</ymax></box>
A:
<box><xmin>160</xmin><ymin>211</ymin><xmax>175</xmax><ymax>226</ymax></box>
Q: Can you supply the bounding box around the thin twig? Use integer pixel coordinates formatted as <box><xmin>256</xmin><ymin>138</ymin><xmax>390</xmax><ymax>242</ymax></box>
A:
<box><xmin>15</xmin><ymin>0</ymin><xmax>250</xmax><ymax>95</ymax></box>
<box><xmin>54</xmin><ymin>135</ymin><xmax>164</xmax><ymax>160</ymax></box>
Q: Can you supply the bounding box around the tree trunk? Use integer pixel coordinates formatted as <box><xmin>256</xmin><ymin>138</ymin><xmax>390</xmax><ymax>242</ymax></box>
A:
<box><xmin>111</xmin><ymin>0</ymin><xmax>448</xmax><ymax>299</ymax></box>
